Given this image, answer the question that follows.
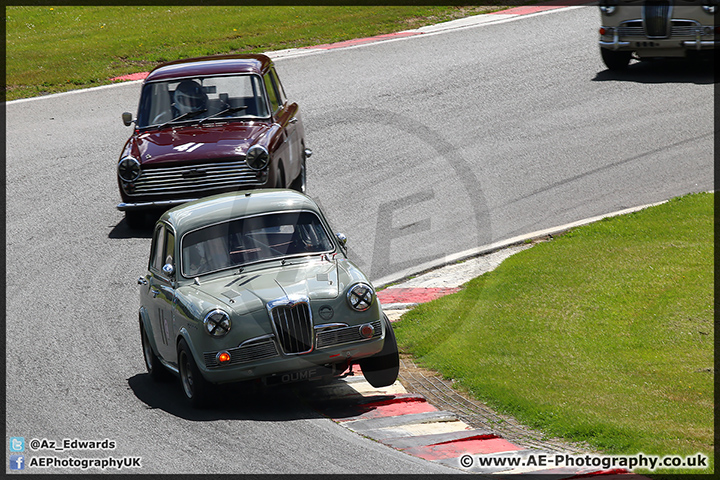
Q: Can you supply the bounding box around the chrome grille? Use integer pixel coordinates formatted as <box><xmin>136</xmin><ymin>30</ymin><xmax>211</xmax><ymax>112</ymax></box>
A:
<box><xmin>126</xmin><ymin>159</ymin><xmax>262</xmax><ymax>196</ymax></box>
<box><xmin>271</xmin><ymin>302</ymin><xmax>313</xmax><ymax>354</ymax></box>
<box><xmin>670</xmin><ymin>21</ymin><xmax>702</xmax><ymax>37</ymax></box>
<box><xmin>316</xmin><ymin>320</ymin><xmax>383</xmax><ymax>349</ymax></box>
<box><xmin>643</xmin><ymin>1</ymin><xmax>670</xmax><ymax>38</ymax></box>
<box><xmin>618</xmin><ymin>23</ymin><xmax>645</xmax><ymax>37</ymax></box>
<box><xmin>619</xmin><ymin>20</ymin><xmax>701</xmax><ymax>38</ymax></box>
<box><xmin>204</xmin><ymin>339</ymin><xmax>279</xmax><ymax>368</ymax></box>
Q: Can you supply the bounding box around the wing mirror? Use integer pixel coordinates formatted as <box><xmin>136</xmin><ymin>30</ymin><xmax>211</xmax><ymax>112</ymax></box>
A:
<box><xmin>162</xmin><ymin>263</ymin><xmax>175</xmax><ymax>277</ymax></box>
<box><xmin>335</xmin><ymin>233</ymin><xmax>347</xmax><ymax>250</ymax></box>
<box><xmin>122</xmin><ymin>112</ymin><xmax>134</xmax><ymax>127</ymax></box>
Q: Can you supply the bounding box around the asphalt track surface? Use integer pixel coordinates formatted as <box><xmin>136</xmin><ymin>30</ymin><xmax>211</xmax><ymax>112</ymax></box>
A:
<box><xmin>5</xmin><ymin>5</ymin><xmax>713</xmax><ymax>475</ymax></box>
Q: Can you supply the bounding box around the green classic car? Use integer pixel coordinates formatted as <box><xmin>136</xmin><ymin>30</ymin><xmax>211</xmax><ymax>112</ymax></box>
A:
<box><xmin>137</xmin><ymin>189</ymin><xmax>399</xmax><ymax>406</ymax></box>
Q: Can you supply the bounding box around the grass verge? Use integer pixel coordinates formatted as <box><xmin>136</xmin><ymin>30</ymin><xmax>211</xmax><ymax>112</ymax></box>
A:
<box><xmin>393</xmin><ymin>192</ymin><xmax>714</xmax><ymax>475</ymax></box>
<box><xmin>5</xmin><ymin>4</ymin><xmax>517</xmax><ymax>101</ymax></box>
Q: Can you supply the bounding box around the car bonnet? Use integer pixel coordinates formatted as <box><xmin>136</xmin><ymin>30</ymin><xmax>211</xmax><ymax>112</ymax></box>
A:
<box><xmin>183</xmin><ymin>259</ymin><xmax>343</xmax><ymax>314</ymax></box>
<box><xmin>132</xmin><ymin>122</ymin><xmax>271</xmax><ymax>166</ymax></box>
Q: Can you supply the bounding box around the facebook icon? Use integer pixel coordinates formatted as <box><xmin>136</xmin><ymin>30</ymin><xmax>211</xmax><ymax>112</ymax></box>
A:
<box><xmin>9</xmin><ymin>455</ymin><xmax>24</xmax><ymax>470</ymax></box>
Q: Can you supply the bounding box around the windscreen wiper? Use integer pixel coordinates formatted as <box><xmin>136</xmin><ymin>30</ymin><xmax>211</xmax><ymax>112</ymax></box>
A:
<box><xmin>198</xmin><ymin>105</ymin><xmax>248</xmax><ymax>125</ymax></box>
<box><xmin>152</xmin><ymin>108</ymin><xmax>208</xmax><ymax>130</ymax></box>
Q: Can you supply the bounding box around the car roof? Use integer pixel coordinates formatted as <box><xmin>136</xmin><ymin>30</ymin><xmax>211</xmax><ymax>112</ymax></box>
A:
<box><xmin>161</xmin><ymin>189</ymin><xmax>324</xmax><ymax>235</ymax></box>
<box><xmin>145</xmin><ymin>54</ymin><xmax>273</xmax><ymax>83</ymax></box>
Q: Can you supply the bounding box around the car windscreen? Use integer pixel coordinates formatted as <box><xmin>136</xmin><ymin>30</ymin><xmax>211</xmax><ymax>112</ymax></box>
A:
<box><xmin>181</xmin><ymin>211</ymin><xmax>336</xmax><ymax>277</ymax></box>
<box><xmin>137</xmin><ymin>74</ymin><xmax>269</xmax><ymax>128</ymax></box>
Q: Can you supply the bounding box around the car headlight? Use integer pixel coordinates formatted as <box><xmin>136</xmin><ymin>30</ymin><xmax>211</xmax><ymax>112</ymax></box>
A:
<box><xmin>347</xmin><ymin>283</ymin><xmax>375</xmax><ymax>312</ymax></box>
<box><xmin>204</xmin><ymin>309</ymin><xmax>231</xmax><ymax>337</ymax></box>
<box><xmin>599</xmin><ymin>0</ymin><xmax>617</xmax><ymax>15</ymax></box>
<box><xmin>117</xmin><ymin>156</ymin><xmax>141</xmax><ymax>182</ymax></box>
<box><xmin>245</xmin><ymin>145</ymin><xmax>270</xmax><ymax>170</ymax></box>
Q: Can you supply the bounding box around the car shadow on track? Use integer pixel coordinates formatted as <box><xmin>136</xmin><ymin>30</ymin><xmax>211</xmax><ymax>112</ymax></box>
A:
<box><xmin>108</xmin><ymin>221</ymin><xmax>153</xmax><ymax>239</ymax></box>
<box><xmin>127</xmin><ymin>373</ymin><xmax>334</xmax><ymax>422</ymax></box>
<box><xmin>108</xmin><ymin>210</ymin><xmax>166</xmax><ymax>239</ymax></box>
<box><xmin>593</xmin><ymin>57</ymin><xmax>715</xmax><ymax>84</ymax></box>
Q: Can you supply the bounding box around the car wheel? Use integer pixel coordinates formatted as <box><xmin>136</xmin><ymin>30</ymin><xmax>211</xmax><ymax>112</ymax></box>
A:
<box><xmin>125</xmin><ymin>210</ymin><xmax>145</xmax><ymax>230</ymax></box>
<box><xmin>601</xmin><ymin>48</ymin><xmax>632</xmax><ymax>71</ymax></box>
<box><xmin>178</xmin><ymin>338</ymin><xmax>211</xmax><ymax>407</ymax></box>
<box><xmin>141</xmin><ymin>323</ymin><xmax>170</xmax><ymax>382</ymax></box>
<box><xmin>275</xmin><ymin>166</ymin><xmax>286</xmax><ymax>189</ymax></box>
<box><xmin>359</xmin><ymin>315</ymin><xmax>400</xmax><ymax>388</ymax></box>
<box><xmin>290</xmin><ymin>158</ymin><xmax>306</xmax><ymax>194</ymax></box>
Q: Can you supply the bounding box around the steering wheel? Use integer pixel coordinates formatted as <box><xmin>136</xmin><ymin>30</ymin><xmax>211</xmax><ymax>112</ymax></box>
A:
<box><xmin>152</xmin><ymin>111</ymin><xmax>171</xmax><ymax>125</ymax></box>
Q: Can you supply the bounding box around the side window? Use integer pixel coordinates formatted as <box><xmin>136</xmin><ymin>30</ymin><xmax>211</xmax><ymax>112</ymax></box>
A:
<box><xmin>263</xmin><ymin>72</ymin><xmax>280</xmax><ymax>113</ymax></box>
<box><xmin>150</xmin><ymin>224</ymin><xmax>166</xmax><ymax>272</ymax></box>
<box><xmin>270</xmin><ymin>67</ymin><xmax>287</xmax><ymax>105</ymax></box>
<box><xmin>164</xmin><ymin>230</ymin><xmax>175</xmax><ymax>269</ymax></box>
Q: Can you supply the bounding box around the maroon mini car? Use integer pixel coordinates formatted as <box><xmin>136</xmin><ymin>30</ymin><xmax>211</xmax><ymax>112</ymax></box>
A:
<box><xmin>116</xmin><ymin>54</ymin><xmax>311</xmax><ymax>228</ymax></box>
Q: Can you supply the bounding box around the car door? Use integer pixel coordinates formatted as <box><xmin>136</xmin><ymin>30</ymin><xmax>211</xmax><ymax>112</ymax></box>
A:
<box><xmin>264</xmin><ymin>68</ymin><xmax>299</xmax><ymax>185</ymax></box>
<box><xmin>145</xmin><ymin>223</ymin><xmax>177</xmax><ymax>362</ymax></box>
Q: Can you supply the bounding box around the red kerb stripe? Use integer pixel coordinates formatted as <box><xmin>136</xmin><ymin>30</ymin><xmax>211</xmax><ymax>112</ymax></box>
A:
<box><xmin>377</xmin><ymin>287</ymin><xmax>460</xmax><ymax>304</ymax></box>
<box><xmin>404</xmin><ymin>437</ymin><xmax>524</xmax><ymax>460</ymax></box>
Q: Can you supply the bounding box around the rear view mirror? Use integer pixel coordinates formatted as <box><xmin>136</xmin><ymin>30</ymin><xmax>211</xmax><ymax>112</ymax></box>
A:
<box><xmin>122</xmin><ymin>112</ymin><xmax>134</xmax><ymax>126</ymax></box>
<box><xmin>336</xmin><ymin>233</ymin><xmax>347</xmax><ymax>249</ymax></box>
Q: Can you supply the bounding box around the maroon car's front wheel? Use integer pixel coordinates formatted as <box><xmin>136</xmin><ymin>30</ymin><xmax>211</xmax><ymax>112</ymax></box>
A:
<box><xmin>290</xmin><ymin>158</ymin><xmax>306</xmax><ymax>194</ymax></box>
<box><xmin>275</xmin><ymin>167</ymin><xmax>286</xmax><ymax>189</ymax></box>
<box><xmin>125</xmin><ymin>210</ymin><xmax>145</xmax><ymax>230</ymax></box>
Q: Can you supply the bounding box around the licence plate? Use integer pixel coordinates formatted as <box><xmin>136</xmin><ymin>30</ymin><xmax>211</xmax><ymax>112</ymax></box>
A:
<box><xmin>263</xmin><ymin>366</ymin><xmax>333</xmax><ymax>386</ymax></box>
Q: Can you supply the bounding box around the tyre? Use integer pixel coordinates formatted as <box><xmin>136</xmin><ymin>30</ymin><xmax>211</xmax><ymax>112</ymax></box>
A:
<box><xmin>290</xmin><ymin>148</ymin><xmax>307</xmax><ymax>194</ymax></box>
<box><xmin>290</xmin><ymin>158</ymin><xmax>306</xmax><ymax>194</ymax></box>
<box><xmin>275</xmin><ymin>166</ymin><xmax>286</xmax><ymax>189</ymax></box>
<box><xmin>359</xmin><ymin>315</ymin><xmax>400</xmax><ymax>388</ymax></box>
<box><xmin>140</xmin><ymin>323</ymin><xmax>170</xmax><ymax>382</ymax></box>
<box><xmin>125</xmin><ymin>210</ymin><xmax>145</xmax><ymax>230</ymax></box>
<box><xmin>601</xmin><ymin>48</ymin><xmax>632</xmax><ymax>71</ymax></box>
<box><xmin>178</xmin><ymin>338</ymin><xmax>211</xmax><ymax>407</ymax></box>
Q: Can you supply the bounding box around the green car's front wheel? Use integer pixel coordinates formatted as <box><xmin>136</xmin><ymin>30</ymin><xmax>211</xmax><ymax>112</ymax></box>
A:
<box><xmin>601</xmin><ymin>48</ymin><xmax>632</xmax><ymax>71</ymax></box>
<box><xmin>141</xmin><ymin>323</ymin><xmax>169</xmax><ymax>382</ymax></box>
<box><xmin>359</xmin><ymin>315</ymin><xmax>400</xmax><ymax>388</ymax></box>
<box><xmin>178</xmin><ymin>338</ymin><xmax>211</xmax><ymax>407</ymax></box>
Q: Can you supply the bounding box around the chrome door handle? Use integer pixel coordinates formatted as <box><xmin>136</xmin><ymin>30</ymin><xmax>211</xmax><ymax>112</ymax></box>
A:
<box><xmin>151</xmin><ymin>289</ymin><xmax>160</xmax><ymax>298</ymax></box>
<box><xmin>289</xmin><ymin>117</ymin><xmax>298</xmax><ymax>124</ymax></box>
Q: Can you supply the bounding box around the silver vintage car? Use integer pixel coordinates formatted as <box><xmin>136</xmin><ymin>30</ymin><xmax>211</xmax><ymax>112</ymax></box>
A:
<box><xmin>137</xmin><ymin>189</ymin><xmax>399</xmax><ymax>406</ymax></box>
<box><xmin>598</xmin><ymin>0</ymin><xmax>717</xmax><ymax>70</ymax></box>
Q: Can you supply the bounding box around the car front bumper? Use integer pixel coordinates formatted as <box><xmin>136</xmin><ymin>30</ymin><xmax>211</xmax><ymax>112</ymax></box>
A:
<box><xmin>117</xmin><ymin>199</ymin><xmax>197</xmax><ymax>211</ymax></box>
<box><xmin>197</xmin><ymin>335</ymin><xmax>385</xmax><ymax>385</ymax></box>
<box><xmin>117</xmin><ymin>160</ymin><xmax>275</xmax><ymax>211</ymax></box>
<box><xmin>600</xmin><ymin>38</ymin><xmax>716</xmax><ymax>51</ymax></box>
<box><xmin>599</xmin><ymin>27</ymin><xmax>716</xmax><ymax>54</ymax></box>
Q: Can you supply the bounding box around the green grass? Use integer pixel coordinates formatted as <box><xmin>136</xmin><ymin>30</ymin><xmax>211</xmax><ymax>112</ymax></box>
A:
<box><xmin>5</xmin><ymin>4</ymin><xmax>514</xmax><ymax>101</ymax></box>
<box><xmin>393</xmin><ymin>192</ymin><xmax>714</xmax><ymax>475</ymax></box>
